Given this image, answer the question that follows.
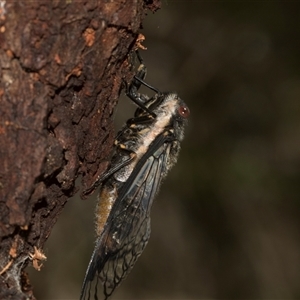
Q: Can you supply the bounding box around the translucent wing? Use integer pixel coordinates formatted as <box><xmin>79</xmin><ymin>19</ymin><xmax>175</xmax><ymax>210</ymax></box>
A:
<box><xmin>80</xmin><ymin>142</ymin><xmax>171</xmax><ymax>300</ymax></box>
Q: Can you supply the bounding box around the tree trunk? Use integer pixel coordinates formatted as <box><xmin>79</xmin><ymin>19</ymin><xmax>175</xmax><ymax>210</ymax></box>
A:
<box><xmin>0</xmin><ymin>0</ymin><xmax>160</xmax><ymax>298</ymax></box>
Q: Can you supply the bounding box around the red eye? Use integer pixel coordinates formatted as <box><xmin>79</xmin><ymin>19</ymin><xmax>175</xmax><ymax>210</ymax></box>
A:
<box><xmin>178</xmin><ymin>105</ymin><xmax>190</xmax><ymax>118</ymax></box>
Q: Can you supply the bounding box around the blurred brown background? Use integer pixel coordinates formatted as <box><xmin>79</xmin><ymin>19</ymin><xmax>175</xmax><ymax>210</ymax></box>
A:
<box><xmin>28</xmin><ymin>2</ymin><xmax>300</xmax><ymax>299</ymax></box>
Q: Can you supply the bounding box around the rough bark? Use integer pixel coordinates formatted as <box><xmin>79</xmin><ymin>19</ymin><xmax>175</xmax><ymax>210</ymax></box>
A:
<box><xmin>0</xmin><ymin>0</ymin><xmax>160</xmax><ymax>298</ymax></box>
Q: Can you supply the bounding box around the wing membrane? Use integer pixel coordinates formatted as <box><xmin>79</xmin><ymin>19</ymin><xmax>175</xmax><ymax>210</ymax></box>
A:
<box><xmin>80</xmin><ymin>142</ymin><xmax>170</xmax><ymax>300</ymax></box>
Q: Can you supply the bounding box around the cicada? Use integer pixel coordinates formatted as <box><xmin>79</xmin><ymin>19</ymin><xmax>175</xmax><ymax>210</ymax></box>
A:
<box><xmin>80</xmin><ymin>52</ymin><xmax>190</xmax><ymax>300</ymax></box>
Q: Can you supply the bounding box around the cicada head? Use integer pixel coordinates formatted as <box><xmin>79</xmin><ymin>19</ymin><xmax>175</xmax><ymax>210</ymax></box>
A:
<box><xmin>149</xmin><ymin>92</ymin><xmax>189</xmax><ymax>142</ymax></box>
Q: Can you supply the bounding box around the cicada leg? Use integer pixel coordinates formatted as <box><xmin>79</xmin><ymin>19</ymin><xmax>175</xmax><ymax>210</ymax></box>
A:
<box><xmin>82</xmin><ymin>149</ymin><xmax>137</xmax><ymax>196</ymax></box>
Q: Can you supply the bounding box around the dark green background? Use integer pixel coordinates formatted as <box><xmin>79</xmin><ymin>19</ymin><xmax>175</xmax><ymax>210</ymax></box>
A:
<box><xmin>29</xmin><ymin>2</ymin><xmax>300</xmax><ymax>299</ymax></box>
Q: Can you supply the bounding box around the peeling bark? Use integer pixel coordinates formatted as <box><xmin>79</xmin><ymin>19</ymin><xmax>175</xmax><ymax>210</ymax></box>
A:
<box><xmin>0</xmin><ymin>0</ymin><xmax>161</xmax><ymax>298</ymax></box>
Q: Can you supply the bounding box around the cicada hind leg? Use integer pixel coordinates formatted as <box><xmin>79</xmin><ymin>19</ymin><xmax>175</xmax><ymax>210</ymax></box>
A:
<box><xmin>82</xmin><ymin>148</ymin><xmax>137</xmax><ymax>196</ymax></box>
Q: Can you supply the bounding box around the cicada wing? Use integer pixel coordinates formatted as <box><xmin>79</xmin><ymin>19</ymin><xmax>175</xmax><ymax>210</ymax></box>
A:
<box><xmin>80</xmin><ymin>143</ymin><xmax>170</xmax><ymax>300</ymax></box>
